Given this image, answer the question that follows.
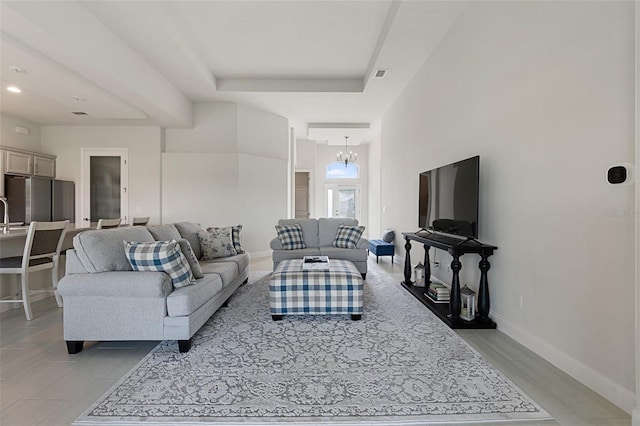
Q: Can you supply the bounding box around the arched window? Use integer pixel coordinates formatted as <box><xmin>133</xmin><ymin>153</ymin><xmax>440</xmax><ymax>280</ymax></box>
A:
<box><xmin>326</xmin><ymin>161</ymin><xmax>359</xmax><ymax>179</ymax></box>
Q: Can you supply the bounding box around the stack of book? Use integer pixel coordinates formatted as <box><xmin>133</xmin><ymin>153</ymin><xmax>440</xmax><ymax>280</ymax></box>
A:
<box><xmin>302</xmin><ymin>255</ymin><xmax>330</xmax><ymax>271</ymax></box>
<box><xmin>425</xmin><ymin>282</ymin><xmax>450</xmax><ymax>304</ymax></box>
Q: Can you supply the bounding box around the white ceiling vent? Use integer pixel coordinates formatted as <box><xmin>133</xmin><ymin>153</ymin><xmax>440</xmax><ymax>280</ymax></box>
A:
<box><xmin>71</xmin><ymin>111</ymin><xmax>88</xmax><ymax>115</ymax></box>
<box><xmin>374</xmin><ymin>69</ymin><xmax>387</xmax><ymax>78</ymax></box>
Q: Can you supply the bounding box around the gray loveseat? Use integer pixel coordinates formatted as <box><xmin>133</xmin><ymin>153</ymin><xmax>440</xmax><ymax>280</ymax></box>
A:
<box><xmin>57</xmin><ymin>222</ymin><xmax>249</xmax><ymax>354</ymax></box>
<box><xmin>270</xmin><ymin>218</ymin><xmax>368</xmax><ymax>278</ymax></box>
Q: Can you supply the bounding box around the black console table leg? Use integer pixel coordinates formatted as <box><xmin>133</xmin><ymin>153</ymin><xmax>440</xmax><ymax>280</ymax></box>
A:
<box><xmin>423</xmin><ymin>245</ymin><xmax>431</xmax><ymax>284</ymax></box>
<box><xmin>477</xmin><ymin>254</ymin><xmax>491</xmax><ymax>321</ymax></box>
<box><xmin>403</xmin><ymin>238</ymin><xmax>412</xmax><ymax>285</ymax></box>
<box><xmin>449</xmin><ymin>254</ymin><xmax>462</xmax><ymax>321</ymax></box>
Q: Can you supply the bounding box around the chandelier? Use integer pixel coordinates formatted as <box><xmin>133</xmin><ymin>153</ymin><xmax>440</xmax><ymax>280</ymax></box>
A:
<box><xmin>336</xmin><ymin>136</ymin><xmax>357</xmax><ymax>166</ymax></box>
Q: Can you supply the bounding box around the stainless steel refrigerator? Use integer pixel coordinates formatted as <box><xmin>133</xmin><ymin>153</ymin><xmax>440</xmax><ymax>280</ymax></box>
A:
<box><xmin>4</xmin><ymin>175</ymin><xmax>75</xmax><ymax>224</ymax></box>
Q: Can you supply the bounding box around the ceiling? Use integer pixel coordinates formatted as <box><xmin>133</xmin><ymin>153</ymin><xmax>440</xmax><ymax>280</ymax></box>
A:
<box><xmin>0</xmin><ymin>1</ymin><xmax>465</xmax><ymax>144</ymax></box>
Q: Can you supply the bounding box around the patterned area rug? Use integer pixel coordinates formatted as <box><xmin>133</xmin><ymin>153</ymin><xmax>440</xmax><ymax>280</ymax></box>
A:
<box><xmin>74</xmin><ymin>270</ymin><xmax>551</xmax><ymax>425</ymax></box>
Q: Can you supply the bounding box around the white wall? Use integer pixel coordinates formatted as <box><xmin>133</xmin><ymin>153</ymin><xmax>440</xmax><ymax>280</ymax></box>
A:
<box><xmin>163</xmin><ymin>102</ymin><xmax>289</xmax><ymax>254</ymax></box>
<box><xmin>380</xmin><ymin>1</ymin><xmax>635</xmax><ymax>411</ymax></box>
<box><xmin>41</xmin><ymin>126</ymin><xmax>162</xmax><ymax>226</ymax></box>
<box><xmin>1</xmin><ymin>113</ymin><xmax>41</xmax><ymax>152</ymax></box>
<box><xmin>368</xmin><ymin>132</ymin><xmax>382</xmax><ymax>239</ymax></box>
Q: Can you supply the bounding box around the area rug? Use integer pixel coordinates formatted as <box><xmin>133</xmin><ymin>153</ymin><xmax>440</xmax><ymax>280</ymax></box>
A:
<box><xmin>74</xmin><ymin>270</ymin><xmax>552</xmax><ymax>425</ymax></box>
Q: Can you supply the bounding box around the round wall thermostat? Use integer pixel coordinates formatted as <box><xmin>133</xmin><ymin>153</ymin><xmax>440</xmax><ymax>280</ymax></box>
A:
<box><xmin>607</xmin><ymin>163</ymin><xmax>634</xmax><ymax>186</ymax></box>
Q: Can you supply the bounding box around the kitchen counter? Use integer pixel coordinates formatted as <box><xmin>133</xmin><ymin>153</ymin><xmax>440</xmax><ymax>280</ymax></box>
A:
<box><xmin>0</xmin><ymin>224</ymin><xmax>92</xmax><ymax>241</ymax></box>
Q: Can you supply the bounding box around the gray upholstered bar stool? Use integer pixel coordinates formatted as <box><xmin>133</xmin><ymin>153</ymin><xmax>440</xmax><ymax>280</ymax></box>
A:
<box><xmin>0</xmin><ymin>220</ymin><xmax>69</xmax><ymax>320</ymax></box>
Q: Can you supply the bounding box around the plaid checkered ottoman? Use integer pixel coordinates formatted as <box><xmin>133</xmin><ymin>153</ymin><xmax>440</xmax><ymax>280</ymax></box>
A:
<box><xmin>270</xmin><ymin>259</ymin><xmax>364</xmax><ymax>321</ymax></box>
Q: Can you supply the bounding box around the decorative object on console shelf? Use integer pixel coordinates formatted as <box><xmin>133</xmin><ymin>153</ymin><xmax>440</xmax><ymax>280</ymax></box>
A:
<box><xmin>303</xmin><ymin>255</ymin><xmax>329</xmax><ymax>271</ymax></box>
<box><xmin>413</xmin><ymin>262</ymin><xmax>426</xmax><ymax>287</ymax></box>
<box><xmin>460</xmin><ymin>285</ymin><xmax>476</xmax><ymax>321</ymax></box>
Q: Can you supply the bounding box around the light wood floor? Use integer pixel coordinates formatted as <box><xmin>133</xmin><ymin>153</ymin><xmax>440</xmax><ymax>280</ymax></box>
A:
<box><xmin>0</xmin><ymin>256</ymin><xmax>631</xmax><ymax>426</ymax></box>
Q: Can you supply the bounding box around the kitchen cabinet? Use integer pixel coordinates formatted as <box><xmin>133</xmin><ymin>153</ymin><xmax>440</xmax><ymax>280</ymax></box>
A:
<box><xmin>33</xmin><ymin>156</ymin><xmax>55</xmax><ymax>177</ymax></box>
<box><xmin>5</xmin><ymin>150</ymin><xmax>32</xmax><ymax>175</ymax></box>
<box><xmin>1</xmin><ymin>147</ymin><xmax>56</xmax><ymax>178</ymax></box>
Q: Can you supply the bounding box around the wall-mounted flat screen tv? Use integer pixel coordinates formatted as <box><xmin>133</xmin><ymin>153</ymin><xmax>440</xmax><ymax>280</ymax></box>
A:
<box><xmin>418</xmin><ymin>155</ymin><xmax>480</xmax><ymax>239</ymax></box>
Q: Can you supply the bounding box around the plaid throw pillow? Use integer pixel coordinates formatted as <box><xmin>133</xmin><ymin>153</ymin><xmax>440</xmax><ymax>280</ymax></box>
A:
<box><xmin>332</xmin><ymin>224</ymin><xmax>365</xmax><ymax>249</ymax></box>
<box><xmin>124</xmin><ymin>240</ymin><xmax>194</xmax><ymax>288</ymax></box>
<box><xmin>275</xmin><ymin>224</ymin><xmax>306</xmax><ymax>250</ymax></box>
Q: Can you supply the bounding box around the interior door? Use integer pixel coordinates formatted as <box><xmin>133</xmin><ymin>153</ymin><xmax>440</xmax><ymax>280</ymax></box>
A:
<box><xmin>326</xmin><ymin>184</ymin><xmax>360</xmax><ymax>219</ymax></box>
<box><xmin>81</xmin><ymin>148</ymin><xmax>128</xmax><ymax>227</ymax></box>
<box><xmin>294</xmin><ymin>172</ymin><xmax>310</xmax><ymax>219</ymax></box>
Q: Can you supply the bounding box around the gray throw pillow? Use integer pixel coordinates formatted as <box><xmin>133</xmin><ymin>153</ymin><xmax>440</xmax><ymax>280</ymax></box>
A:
<box><xmin>382</xmin><ymin>229</ymin><xmax>395</xmax><ymax>243</ymax></box>
<box><xmin>174</xmin><ymin>222</ymin><xmax>204</xmax><ymax>259</ymax></box>
<box><xmin>147</xmin><ymin>224</ymin><xmax>182</xmax><ymax>241</ymax></box>
<box><xmin>177</xmin><ymin>239</ymin><xmax>204</xmax><ymax>279</ymax></box>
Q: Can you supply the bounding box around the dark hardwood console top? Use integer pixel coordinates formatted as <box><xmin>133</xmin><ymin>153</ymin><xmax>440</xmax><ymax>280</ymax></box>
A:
<box><xmin>401</xmin><ymin>231</ymin><xmax>498</xmax><ymax>329</ymax></box>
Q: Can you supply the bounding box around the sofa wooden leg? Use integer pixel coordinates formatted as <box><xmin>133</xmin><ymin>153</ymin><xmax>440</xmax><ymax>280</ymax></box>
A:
<box><xmin>351</xmin><ymin>314</ymin><xmax>362</xmax><ymax>321</ymax></box>
<box><xmin>242</xmin><ymin>278</ymin><xmax>248</xmax><ymax>284</ymax></box>
<box><xmin>361</xmin><ymin>273</ymin><xmax>366</xmax><ymax>279</ymax></box>
<box><xmin>178</xmin><ymin>339</ymin><xmax>192</xmax><ymax>353</ymax></box>
<box><xmin>66</xmin><ymin>340</ymin><xmax>84</xmax><ymax>354</ymax></box>
<box><xmin>272</xmin><ymin>315</ymin><xmax>283</xmax><ymax>321</ymax></box>
<box><xmin>221</xmin><ymin>299</ymin><xmax>229</xmax><ymax>308</ymax></box>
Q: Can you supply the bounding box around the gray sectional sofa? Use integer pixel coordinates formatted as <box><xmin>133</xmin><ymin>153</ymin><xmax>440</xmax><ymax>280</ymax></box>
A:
<box><xmin>270</xmin><ymin>218</ymin><xmax>368</xmax><ymax>277</ymax></box>
<box><xmin>57</xmin><ymin>222</ymin><xmax>249</xmax><ymax>354</ymax></box>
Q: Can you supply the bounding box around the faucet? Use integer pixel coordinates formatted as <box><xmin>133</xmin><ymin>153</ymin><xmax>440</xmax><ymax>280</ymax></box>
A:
<box><xmin>0</xmin><ymin>197</ymin><xmax>9</xmax><ymax>232</ymax></box>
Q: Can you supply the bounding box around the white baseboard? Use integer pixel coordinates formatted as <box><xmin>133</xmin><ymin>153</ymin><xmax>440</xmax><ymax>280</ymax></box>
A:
<box><xmin>633</xmin><ymin>408</ymin><xmax>640</xmax><ymax>426</ymax></box>
<box><xmin>249</xmin><ymin>250</ymin><xmax>272</xmax><ymax>260</ymax></box>
<box><xmin>493</xmin><ymin>312</ymin><xmax>635</xmax><ymax>414</ymax></box>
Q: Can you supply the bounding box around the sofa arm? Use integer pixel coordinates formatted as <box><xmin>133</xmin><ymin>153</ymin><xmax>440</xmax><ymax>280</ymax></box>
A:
<box><xmin>58</xmin><ymin>271</ymin><xmax>172</xmax><ymax>298</ymax></box>
<box><xmin>357</xmin><ymin>237</ymin><xmax>369</xmax><ymax>250</ymax></box>
<box><xmin>270</xmin><ymin>237</ymin><xmax>283</xmax><ymax>250</ymax></box>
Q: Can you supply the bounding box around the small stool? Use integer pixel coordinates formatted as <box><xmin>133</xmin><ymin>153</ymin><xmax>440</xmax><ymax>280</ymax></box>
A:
<box><xmin>368</xmin><ymin>240</ymin><xmax>395</xmax><ymax>263</ymax></box>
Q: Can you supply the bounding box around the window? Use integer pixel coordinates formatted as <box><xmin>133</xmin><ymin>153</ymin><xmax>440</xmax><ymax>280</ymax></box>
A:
<box><xmin>326</xmin><ymin>161</ymin><xmax>359</xmax><ymax>179</ymax></box>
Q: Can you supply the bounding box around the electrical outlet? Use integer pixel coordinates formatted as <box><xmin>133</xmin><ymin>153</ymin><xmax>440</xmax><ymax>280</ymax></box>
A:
<box><xmin>433</xmin><ymin>261</ymin><xmax>440</xmax><ymax>268</ymax></box>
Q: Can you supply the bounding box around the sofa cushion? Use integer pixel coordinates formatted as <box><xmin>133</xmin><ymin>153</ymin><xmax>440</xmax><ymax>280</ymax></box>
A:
<box><xmin>319</xmin><ymin>246</ymin><xmax>369</xmax><ymax>263</ymax></box>
<box><xmin>273</xmin><ymin>247</ymin><xmax>321</xmax><ymax>265</ymax></box>
<box><xmin>275</xmin><ymin>224</ymin><xmax>306</xmax><ymax>250</ymax></box>
<box><xmin>200</xmin><ymin>261</ymin><xmax>239</xmax><ymax>288</ymax></box>
<box><xmin>318</xmin><ymin>218</ymin><xmax>358</xmax><ymax>247</ymax></box>
<box><xmin>166</xmin><ymin>274</ymin><xmax>223</xmax><ymax>317</ymax></box>
<box><xmin>174</xmin><ymin>222</ymin><xmax>204</xmax><ymax>259</ymax></box>
<box><xmin>278</xmin><ymin>219</ymin><xmax>319</xmax><ymax>248</ymax></box>
<box><xmin>73</xmin><ymin>227</ymin><xmax>155</xmax><ymax>273</ymax></box>
<box><xmin>198</xmin><ymin>228</ymin><xmax>238</xmax><ymax>260</ymax></box>
<box><xmin>208</xmin><ymin>225</ymin><xmax>244</xmax><ymax>254</ymax></box>
<box><xmin>332</xmin><ymin>224</ymin><xmax>365</xmax><ymax>249</ymax></box>
<box><xmin>207</xmin><ymin>253</ymin><xmax>250</xmax><ymax>275</ymax></box>
<box><xmin>147</xmin><ymin>224</ymin><xmax>182</xmax><ymax>241</ymax></box>
<box><xmin>177</xmin><ymin>239</ymin><xmax>204</xmax><ymax>279</ymax></box>
<box><xmin>124</xmin><ymin>240</ymin><xmax>195</xmax><ymax>288</ymax></box>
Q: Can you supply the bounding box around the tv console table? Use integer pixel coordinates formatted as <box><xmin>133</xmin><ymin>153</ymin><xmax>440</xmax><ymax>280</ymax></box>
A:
<box><xmin>401</xmin><ymin>232</ymin><xmax>498</xmax><ymax>329</ymax></box>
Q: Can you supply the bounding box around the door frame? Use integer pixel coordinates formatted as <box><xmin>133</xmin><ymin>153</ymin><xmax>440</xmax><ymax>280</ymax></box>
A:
<box><xmin>325</xmin><ymin>183</ymin><xmax>361</xmax><ymax>220</ymax></box>
<box><xmin>80</xmin><ymin>148</ymin><xmax>129</xmax><ymax>227</ymax></box>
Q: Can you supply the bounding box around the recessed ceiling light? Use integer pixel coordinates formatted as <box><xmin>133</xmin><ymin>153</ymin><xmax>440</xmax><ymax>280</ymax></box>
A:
<box><xmin>7</xmin><ymin>86</ymin><xmax>22</xmax><ymax>93</ymax></box>
<box><xmin>72</xmin><ymin>96</ymin><xmax>85</xmax><ymax>101</ymax></box>
<box><xmin>71</xmin><ymin>111</ymin><xmax>88</xmax><ymax>115</ymax></box>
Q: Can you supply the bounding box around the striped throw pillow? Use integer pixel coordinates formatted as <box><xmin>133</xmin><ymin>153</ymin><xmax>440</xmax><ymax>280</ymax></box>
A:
<box><xmin>124</xmin><ymin>240</ymin><xmax>194</xmax><ymax>288</ymax></box>
<box><xmin>332</xmin><ymin>224</ymin><xmax>365</xmax><ymax>249</ymax></box>
<box><xmin>275</xmin><ymin>224</ymin><xmax>305</xmax><ymax>250</ymax></box>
